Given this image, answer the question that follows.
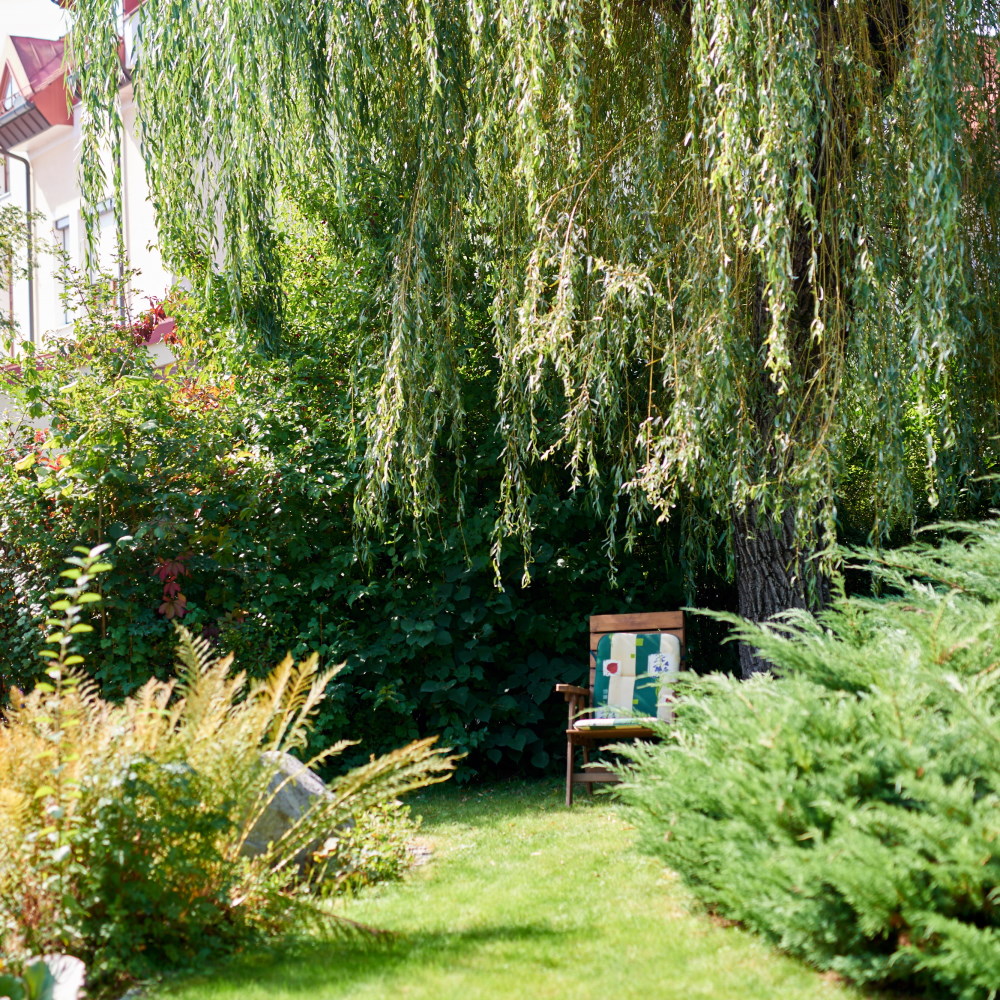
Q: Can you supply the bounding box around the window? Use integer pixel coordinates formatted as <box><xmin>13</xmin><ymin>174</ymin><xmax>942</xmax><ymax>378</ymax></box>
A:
<box><xmin>89</xmin><ymin>199</ymin><xmax>126</xmax><ymax>317</ymax></box>
<box><xmin>54</xmin><ymin>216</ymin><xmax>70</xmax><ymax>250</ymax></box>
<box><xmin>2</xmin><ymin>76</ymin><xmax>22</xmax><ymax>114</ymax></box>
<box><xmin>54</xmin><ymin>216</ymin><xmax>71</xmax><ymax>324</ymax></box>
<box><xmin>95</xmin><ymin>199</ymin><xmax>118</xmax><ymax>274</ymax></box>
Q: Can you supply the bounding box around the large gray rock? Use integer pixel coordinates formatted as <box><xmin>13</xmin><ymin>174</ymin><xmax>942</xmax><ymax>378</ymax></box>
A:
<box><xmin>240</xmin><ymin>751</ymin><xmax>330</xmax><ymax>863</ymax></box>
<box><xmin>20</xmin><ymin>955</ymin><xmax>86</xmax><ymax>1000</ymax></box>
<box><xmin>45</xmin><ymin>956</ymin><xmax>85</xmax><ymax>1000</ymax></box>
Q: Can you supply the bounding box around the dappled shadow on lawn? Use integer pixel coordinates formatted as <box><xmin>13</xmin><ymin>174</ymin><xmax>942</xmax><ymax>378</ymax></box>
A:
<box><xmin>173</xmin><ymin>921</ymin><xmax>571</xmax><ymax>997</ymax></box>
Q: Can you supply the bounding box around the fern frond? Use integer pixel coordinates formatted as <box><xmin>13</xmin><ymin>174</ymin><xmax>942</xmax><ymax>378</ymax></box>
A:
<box><xmin>276</xmin><ymin>662</ymin><xmax>343</xmax><ymax>754</ymax></box>
<box><xmin>173</xmin><ymin>624</ymin><xmax>218</xmax><ymax>678</ymax></box>
<box><xmin>267</xmin><ymin>737</ymin><xmax>457</xmax><ymax>873</ymax></box>
<box><xmin>258</xmin><ymin>653</ymin><xmax>296</xmax><ymax>746</ymax></box>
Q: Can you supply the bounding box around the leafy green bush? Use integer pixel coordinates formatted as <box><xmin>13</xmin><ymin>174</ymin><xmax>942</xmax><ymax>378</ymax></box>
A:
<box><xmin>312</xmin><ymin>799</ymin><xmax>417</xmax><ymax>896</ymax></box>
<box><xmin>0</xmin><ymin>255</ymin><xmax>684</xmax><ymax>777</ymax></box>
<box><xmin>617</xmin><ymin>521</ymin><xmax>1000</xmax><ymax>1000</ymax></box>
<box><xmin>0</xmin><ymin>548</ymin><xmax>456</xmax><ymax>993</ymax></box>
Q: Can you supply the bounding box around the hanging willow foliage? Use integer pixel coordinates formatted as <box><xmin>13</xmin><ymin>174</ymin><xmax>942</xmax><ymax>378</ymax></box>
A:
<box><xmin>68</xmin><ymin>0</ymin><xmax>1000</xmax><ymax>638</ymax></box>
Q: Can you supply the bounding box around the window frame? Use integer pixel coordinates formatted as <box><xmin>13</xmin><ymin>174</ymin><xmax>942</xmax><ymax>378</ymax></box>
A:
<box><xmin>54</xmin><ymin>215</ymin><xmax>71</xmax><ymax>325</ymax></box>
<box><xmin>1</xmin><ymin>75</ymin><xmax>23</xmax><ymax>114</ymax></box>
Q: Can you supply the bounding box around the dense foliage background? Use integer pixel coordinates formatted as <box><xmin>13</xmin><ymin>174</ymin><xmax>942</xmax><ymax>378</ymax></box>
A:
<box><xmin>68</xmin><ymin>1</ymin><xmax>1000</xmax><ymax>669</ymax></box>
<box><xmin>0</xmin><ymin>227</ymin><xmax>688</xmax><ymax>779</ymax></box>
<box><xmin>0</xmin><ymin>207</ymin><xmax>978</xmax><ymax>778</ymax></box>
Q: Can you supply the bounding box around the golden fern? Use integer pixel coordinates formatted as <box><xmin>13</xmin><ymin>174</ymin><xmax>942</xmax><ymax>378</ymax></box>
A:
<box><xmin>173</xmin><ymin>624</ymin><xmax>224</xmax><ymax>676</ymax></box>
<box><xmin>265</xmin><ymin>736</ymin><xmax>457</xmax><ymax>874</ymax></box>
<box><xmin>2</xmin><ymin>616</ymin><xmax>458</xmax><ymax>963</ymax></box>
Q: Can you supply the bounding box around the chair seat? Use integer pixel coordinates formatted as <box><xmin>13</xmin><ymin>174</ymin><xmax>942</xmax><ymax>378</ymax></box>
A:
<box><xmin>573</xmin><ymin>717</ymin><xmax>657</xmax><ymax>729</ymax></box>
<box><xmin>567</xmin><ymin>724</ymin><xmax>655</xmax><ymax>745</ymax></box>
<box><xmin>559</xmin><ymin>613</ymin><xmax>685</xmax><ymax>805</ymax></box>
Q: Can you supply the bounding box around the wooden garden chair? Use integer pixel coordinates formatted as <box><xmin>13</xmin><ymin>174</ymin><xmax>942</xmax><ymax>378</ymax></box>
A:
<box><xmin>555</xmin><ymin>611</ymin><xmax>685</xmax><ymax>806</ymax></box>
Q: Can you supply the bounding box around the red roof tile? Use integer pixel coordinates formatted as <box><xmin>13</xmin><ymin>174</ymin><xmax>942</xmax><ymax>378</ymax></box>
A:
<box><xmin>9</xmin><ymin>35</ymin><xmax>65</xmax><ymax>94</ymax></box>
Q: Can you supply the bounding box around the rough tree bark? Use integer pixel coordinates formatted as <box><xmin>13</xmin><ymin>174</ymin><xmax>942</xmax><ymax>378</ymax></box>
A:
<box><xmin>733</xmin><ymin>25</ymin><xmax>839</xmax><ymax>678</ymax></box>
<box><xmin>732</xmin><ymin>503</ymin><xmax>829</xmax><ymax>678</ymax></box>
<box><xmin>722</xmin><ymin>3</ymin><xmax>911</xmax><ymax>678</ymax></box>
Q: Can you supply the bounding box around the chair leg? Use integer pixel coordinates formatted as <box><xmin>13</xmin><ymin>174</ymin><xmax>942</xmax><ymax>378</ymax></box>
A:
<box><xmin>583</xmin><ymin>745</ymin><xmax>593</xmax><ymax>795</ymax></box>
<box><xmin>566</xmin><ymin>739</ymin><xmax>574</xmax><ymax>807</ymax></box>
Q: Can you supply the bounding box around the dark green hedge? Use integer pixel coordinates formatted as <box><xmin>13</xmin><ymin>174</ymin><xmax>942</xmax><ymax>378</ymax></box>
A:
<box><xmin>1</xmin><ymin>333</ymin><xmax>684</xmax><ymax>779</ymax></box>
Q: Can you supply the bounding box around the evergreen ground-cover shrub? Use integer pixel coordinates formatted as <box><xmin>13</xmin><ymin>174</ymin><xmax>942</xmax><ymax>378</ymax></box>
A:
<box><xmin>616</xmin><ymin>520</ymin><xmax>1000</xmax><ymax>1000</ymax></box>
<box><xmin>0</xmin><ymin>548</ymin><xmax>456</xmax><ymax>994</ymax></box>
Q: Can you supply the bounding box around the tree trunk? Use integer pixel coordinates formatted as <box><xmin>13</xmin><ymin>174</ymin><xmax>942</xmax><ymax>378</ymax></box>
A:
<box><xmin>732</xmin><ymin>503</ymin><xmax>829</xmax><ymax>678</ymax></box>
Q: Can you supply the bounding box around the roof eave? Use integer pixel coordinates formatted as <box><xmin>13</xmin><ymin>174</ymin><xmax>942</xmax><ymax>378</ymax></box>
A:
<box><xmin>0</xmin><ymin>101</ymin><xmax>54</xmax><ymax>148</ymax></box>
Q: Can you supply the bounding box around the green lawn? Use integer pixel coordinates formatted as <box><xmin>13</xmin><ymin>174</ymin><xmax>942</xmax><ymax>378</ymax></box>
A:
<box><xmin>156</xmin><ymin>782</ymin><xmax>865</xmax><ymax>1000</ymax></box>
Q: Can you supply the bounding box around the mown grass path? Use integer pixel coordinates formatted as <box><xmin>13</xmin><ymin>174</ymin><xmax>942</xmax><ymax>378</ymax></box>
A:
<box><xmin>160</xmin><ymin>782</ymin><xmax>863</xmax><ymax>1000</ymax></box>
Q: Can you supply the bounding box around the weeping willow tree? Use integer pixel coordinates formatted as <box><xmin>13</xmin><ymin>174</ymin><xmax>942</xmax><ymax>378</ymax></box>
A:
<box><xmin>67</xmin><ymin>0</ymin><xmax>1000</xmax><ymax>675</ymax></box>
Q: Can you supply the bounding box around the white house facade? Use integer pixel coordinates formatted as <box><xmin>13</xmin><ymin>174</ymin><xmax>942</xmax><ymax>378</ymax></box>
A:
<box><xmin>0</xmin><ymin>0</ymin><xmax>172</xmax><ymax>358</ymax></box>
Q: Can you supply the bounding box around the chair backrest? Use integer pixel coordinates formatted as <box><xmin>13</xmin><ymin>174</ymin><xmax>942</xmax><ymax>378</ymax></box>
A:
<box><xmin>589</xmin><ymin>612</ymin><xmax>685</xmax><ymax>693</ymax></box>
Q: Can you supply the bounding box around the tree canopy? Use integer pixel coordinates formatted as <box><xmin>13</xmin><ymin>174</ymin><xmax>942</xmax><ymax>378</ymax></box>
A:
<box><xmin>68</xmin><ymin>0</ymin><xmax>1000</xmax><ymax>671</ymax></box>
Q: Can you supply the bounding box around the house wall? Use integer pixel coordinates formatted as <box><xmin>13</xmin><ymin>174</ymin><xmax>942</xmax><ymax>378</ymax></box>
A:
<box><xmin>2</xmin><ymin>66</ymin><xmax>173</xmax><ymax>351</ymax></box>
<box><xmin>1</xmin><ymin>22</ymin><xmax>176</xmax><ymax>430</ymax></box>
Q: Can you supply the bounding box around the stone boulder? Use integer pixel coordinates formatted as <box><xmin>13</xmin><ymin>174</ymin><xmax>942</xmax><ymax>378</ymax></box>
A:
<box><xmin>17</xmin><ymin>955</ymin><xmax>87</xmax><ymax>1000</ymax></box>
<box><xmin>44</xmin><ymin>956</ymin><xmax>85</xmax><ymax>1000</ymax></box>
<box><xmin>240</xmin><ymin>751</ymin><xmax>330</xmax><ymax>864</ymax></box>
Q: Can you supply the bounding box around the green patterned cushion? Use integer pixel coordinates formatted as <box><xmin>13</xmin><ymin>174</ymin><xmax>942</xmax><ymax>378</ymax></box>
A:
<box><xmin>576</xmin><ymin>632</ymin><xmax>681</xmax><ymax>728</ymax></box>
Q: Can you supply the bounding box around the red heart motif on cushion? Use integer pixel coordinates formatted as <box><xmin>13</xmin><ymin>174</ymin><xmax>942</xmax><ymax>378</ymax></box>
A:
<box><xmin>607</xmin><ymin>662</ymin><xmax>619</xmax><ymax>674</ymax></box>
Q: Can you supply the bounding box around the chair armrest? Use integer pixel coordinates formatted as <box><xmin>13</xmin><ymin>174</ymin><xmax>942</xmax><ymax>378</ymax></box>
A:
<box><xmin>555</xmin><ymin>684</ymin><xmax>589</xmax><ymax>698</ymax></box>
<box><xmin>556</xmin><ymin>683</ymin><xmax>590</xmax><ymax>729</ymax></box>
